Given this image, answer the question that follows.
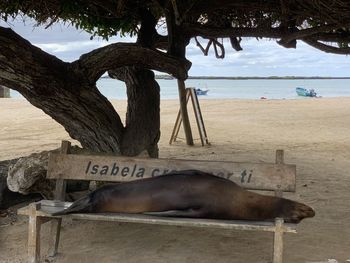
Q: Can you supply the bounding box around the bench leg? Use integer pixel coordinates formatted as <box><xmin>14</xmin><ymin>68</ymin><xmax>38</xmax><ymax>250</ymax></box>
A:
<box><xmin>47</xmin><ymin>218</ymin><xmax>62</xmax><ymax>258</ymax></box>
<box><xmin>28</xmin><ymin>204</ymin><xmax>42</xmax><ymax>263</ymax></box>
<box><xmin>273</xmin><ymin>218</ymin><xmax>284</xmax><ymax>263</ymax></box>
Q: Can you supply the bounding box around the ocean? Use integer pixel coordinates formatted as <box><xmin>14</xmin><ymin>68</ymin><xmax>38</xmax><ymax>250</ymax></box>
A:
<box><xmin>9</xmin><ymin>78</ymin><xmax>350</xmax><ymax>100</ymax></box>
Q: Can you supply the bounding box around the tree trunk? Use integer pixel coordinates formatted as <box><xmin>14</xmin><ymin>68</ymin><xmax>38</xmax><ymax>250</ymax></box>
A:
<box><xmin>108</xmin><ymin>10</ymin><xmax>162</xmax><ymax>158</ymax></box>
<box><xmin>0</xmin><ymin>21</ymin><xmax>190</xmax><ymax>156</ymax></box>
<box><xmin>109</xmin><ymin>67</ymin><xmax>160</xmax><ymax>157</ymax></box>
<box><xmin>166</xmin><ymin>8</ymin><xmax>194</xmax><ymax>145</ymax></box>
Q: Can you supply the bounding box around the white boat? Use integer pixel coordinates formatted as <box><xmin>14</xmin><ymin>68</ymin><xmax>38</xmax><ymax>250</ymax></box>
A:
<box><xmin>195</xmin><ymin>88</ymin><xmax>209</xmax><ymax>96</ymax></box>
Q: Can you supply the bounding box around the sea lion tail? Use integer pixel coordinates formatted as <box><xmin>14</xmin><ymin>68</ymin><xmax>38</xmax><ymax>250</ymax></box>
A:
<box><xmin>52</xmin><ymin>195</ymin><xmax>92</xmax><ymax>216</ymax></box>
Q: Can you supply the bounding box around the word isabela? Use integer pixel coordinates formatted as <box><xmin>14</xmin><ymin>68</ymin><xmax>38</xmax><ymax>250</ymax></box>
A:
<box><xmin>84</xmin><ymin>161</ymin><xmax>253</xmax><ymax>183</ymax></box>
<box><xmin>85</xmin><ymin>161</ymin><xmax>146</xmax><ymax>178</ymax></box>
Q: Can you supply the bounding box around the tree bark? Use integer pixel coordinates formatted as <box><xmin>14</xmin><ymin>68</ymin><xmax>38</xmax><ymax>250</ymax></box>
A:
<box><xmin>109</xmin><ymin>67</ymin><xmax>160</xmax><ymax>157</ymax></box>
<box><xmin>109</xmin><ymin>9</ymin><xmax>162</xmax><ymax>158</ymax></box>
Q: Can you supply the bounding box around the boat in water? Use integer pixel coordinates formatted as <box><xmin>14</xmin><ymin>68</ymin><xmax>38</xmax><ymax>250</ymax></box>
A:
<box><xmin>296</xmin><ymin>87</ymin><xmax>317</xmax><ymax>97</ymax></box>
<box><xmin>195</xmin><ymin>88</ymin><xmax>209</xmax><ymax>96</ymax></box>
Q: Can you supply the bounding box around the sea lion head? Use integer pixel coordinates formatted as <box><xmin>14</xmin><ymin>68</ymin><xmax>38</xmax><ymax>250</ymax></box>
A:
<box><xmin>278</xmin><ymin>199</ymin><xmax>315</xmax><ymax>223</ymax></box>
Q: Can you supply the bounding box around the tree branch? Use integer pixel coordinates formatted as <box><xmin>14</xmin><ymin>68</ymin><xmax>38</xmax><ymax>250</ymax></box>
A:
<box><xmin>183</xmin><ymin>22</ymin><xmax>350</xmax><ymax>43</ymax></box>
<box><xmin>170</xmin><ymin>0</ymin><xmax>181</xmax><ymax>25</ymax></box>
<box><xmin>116</xmin><ymin>0</ymin><xmax>126</xmax><ymax>17</ymax></box>
<box><xmin>230</xmin><ymin>37</ymin><xmax>243</xmax><ymax>51</ymax></box>
<box><xmin>75</xmin><ymin>43</ymin><xmax>191</xmax><ymax>82</ymax></box>
<box><xmin>212</xmin><ymin>39</ymin><xmax>225</xmax><ymax>58</ymax></box>
<box><xmin>0</xmin><ymin>26</ymin><xmax>126</xmax><ymax>152</ymax></box>
<box><xmin>183</xmin><ymin>23</ymin><xmax>284</xmax><ymax>39</ymax></box>
<box><xmin>302</xmin><ymin>39</ymin><xmax>350</xmax><ymax>55</ymax></box>
<box><xmin>312</xmin><ymin>32</ymin><xmax>350</xmax><ymax>43</ymax></box>
<box><xmin>184</xmin><ymin>23</ymin><xmax>350</xmax><ymax>55</ymax></box>
<box><xmin>152</xmin><ymin>34</ymin><xmax>169</xmax><ymax>50</ymax></box>
<box><xmin>0</xmin><ymin>27</ymin><xmax>70</xmax><ymax>94</ymax></box>
<box><xmin>277</xmin><ymin>24</ymin><xmax>344</xmax><ymax>48</ymax></box>
<box><xmin>194</xmin><ymin>37</ymin><xmax>213</xmax><ymax>56</ymax></box>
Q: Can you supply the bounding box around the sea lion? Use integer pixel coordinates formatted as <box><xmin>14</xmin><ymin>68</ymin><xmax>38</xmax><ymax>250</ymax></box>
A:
<box><xmin>54</xmin><ymin>170</ymin><xmax>315</xmax><ymax>223</ymax></box>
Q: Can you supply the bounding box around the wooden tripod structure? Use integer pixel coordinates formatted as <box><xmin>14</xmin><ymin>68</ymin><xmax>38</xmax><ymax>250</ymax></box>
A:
<box><xmin>170</xmin><ymin>87</ymin><xmax>210</xmax><ymax>146</ymax></box>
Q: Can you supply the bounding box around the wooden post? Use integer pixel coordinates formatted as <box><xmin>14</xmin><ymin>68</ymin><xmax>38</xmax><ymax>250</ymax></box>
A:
<box><xmin>47</xmin><ymin>219</ymin><xmax>62</xmax><ymax>258</ymax></box>
<box><xmin>275</xmin><ymin>150</ymin><xmax>284</xmax><ymax>164</ymax></box>
<box><xmin>275</xmin><ymin>150</ymin><xmax>284</xmax><ymax>198</ymax></box>
<box><xmin>169</xmin><ymin>90</ymin><xmax>191</xmax><ymax>144</ymax></box>
<box><xmin>53</xmin><ymin>141</ymin><xmax>71</xmax><ymax>199</ymax></box>
<box><xmin>273</xmin><ymin>151</ymin><xmax>286</xmax><ymax>262</ymax></box>
<box><xmin>177</xmin><ymin>79</ymin><xmax>194</xmax><ymax>145</ymax></box>
<box><xmin>170</xmin><ymin>88</ymin><xmax>210</xmax><ymax>146</ymax></box>
<box><xmin>189</xmin><ymin>89</ymin><xmax>204</xmax><ymax>145</ymax></box>
<box><xmin>273</xmin><ymin>218</ymin><xmax>284</xmax><ymax>263</ymax></box>
<box><xmin>28</xmin><ymin>203</ymin><xmax>42</xmax><ymax>263</ymax></box>
<box><xmin>0</xmin><ymin>85</ymin><xmax>10</xmax><ymax>98</ymax></box>
<box><xmin>47</xmin><ymin>140</ymin><xmax>71</xmax><ymax>258</ymax></box>
<box><xmin>189</xmin><ymin>88</ymin><xmax>210</xmax><ymax>146</ymax></box>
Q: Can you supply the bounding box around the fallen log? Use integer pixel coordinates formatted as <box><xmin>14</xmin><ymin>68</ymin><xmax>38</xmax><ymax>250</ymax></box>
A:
<box><xmin>1</xmin><ymin>146</ymin><xmax>89</xmax><ymax>209</ymax></box>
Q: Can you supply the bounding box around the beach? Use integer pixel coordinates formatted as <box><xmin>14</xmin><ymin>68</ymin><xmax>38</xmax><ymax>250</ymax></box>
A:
<box><xmin>1</xmin><ymin>97</ymin><xmax>350</xmax><ymax>262</ymax></box>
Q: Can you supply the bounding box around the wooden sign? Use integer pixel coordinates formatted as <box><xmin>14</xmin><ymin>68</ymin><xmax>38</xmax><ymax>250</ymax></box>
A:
<box><xmin>47</xmin><ymin>153</ymin><xmax>296</xmax><ymax>192</ymax></box>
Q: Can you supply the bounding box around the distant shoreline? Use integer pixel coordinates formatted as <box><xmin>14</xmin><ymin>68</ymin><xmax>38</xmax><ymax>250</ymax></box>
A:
<box><xmin>186</xmin><ymin>76</ymin><xmax>350</xmax><ymax>80</ymax></box>
<box><xmin>101</xmin><ymin>76</ymin><xmax>350</xmax><ymax>80</ymax></box>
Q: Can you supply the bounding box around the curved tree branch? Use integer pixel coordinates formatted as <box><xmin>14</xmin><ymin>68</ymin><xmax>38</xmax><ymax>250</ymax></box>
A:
<box><xmin>230</xmin><ymin>37</ymin><xmax>243</xmax><ymax>51</ymax></box>
<box><xmin>183</xmin><ymin>23</ymin><xmax>284</xmax><ymax>39</ymax></box>
<box><xmin>184</xmin><ymin>23</ymin><xmax>350</xmax><ymax>44</ymax></box>
<box><xmin>314</xmin><ymin>32</ymin><xmax>350</xmax><ymax>43</ymax></box>
<box><xmin>277</xmin><ymin>24</ymin><xmax>344</xmax><ymax>48</ymax></box>
<box><xmin>75</xmin><ymin>43</ymin><xmax>191</xmax><ymax>82</ymax></box>
<box><xmin>0</xmin><ymin>27</ymin><xmax>71</xmax><ymax>95</ymax></box>
<box><xmin>212</xmin><ymin>39</ymin><xmax>225</xmax><ymax>58</ymax></box>
<box><xmin>152</xmin><ymin>34</ymin><xmax>169</xmax><ymax>50</ymax></box>
<box><xmin>194</xmin><ymin>37</ymin><xmax>225</xmax><ymax>58</ymax></box>
<box><xmin>185</xmin><ymin>23</ymin><xmax>350</xmax><ymax>55</ymax></box>
<box><xmin>0</xmin><ymin>26</ymin><xmax>125</xmax><ymax>152</ymax></box>
<box><xmin>194</xmin><ymin>37</ymin><xmax>213</xmax><ymax>55</ymax></box>
<box><xmin>302</xmin><ymin>39</ymin><xmax>350</xmax><ymax>54</ymax></box>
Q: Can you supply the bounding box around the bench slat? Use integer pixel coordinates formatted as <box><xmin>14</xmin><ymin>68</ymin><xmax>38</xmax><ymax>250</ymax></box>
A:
<box><xmin>47</xmin><ymin>153</ymin><xmax>296</xmax><ymax>192</ymax></box>
<box><xmin>17</xmin><ymin>202</ymin><xmax>297</xmax><ymax>233</ymax></box>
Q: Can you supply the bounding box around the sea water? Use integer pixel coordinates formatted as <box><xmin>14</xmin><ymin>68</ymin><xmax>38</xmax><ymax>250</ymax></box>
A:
<box><xmin>9</xmin><ymin>78</ymin><xmax>350</xmax><ymax>100</ymax></box>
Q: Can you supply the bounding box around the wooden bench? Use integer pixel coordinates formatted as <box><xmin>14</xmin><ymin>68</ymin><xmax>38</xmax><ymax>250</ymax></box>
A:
<box><xmin>18</xmin><ymin>141</ymin><xmax>298</xmax><ymax>263</ymax></box>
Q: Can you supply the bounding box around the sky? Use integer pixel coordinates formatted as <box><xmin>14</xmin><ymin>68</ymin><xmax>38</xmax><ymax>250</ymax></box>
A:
<box><xmin>1</xmin><ymin>18</ymin><xmax>350</xmax><ymax>77</ymax></box>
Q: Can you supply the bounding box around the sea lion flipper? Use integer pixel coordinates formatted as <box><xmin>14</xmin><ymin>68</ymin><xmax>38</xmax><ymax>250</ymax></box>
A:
<box><xmin>51</xmin><ymin>195</ymin><xmax>92</xmax><ymax>216</ymax></box>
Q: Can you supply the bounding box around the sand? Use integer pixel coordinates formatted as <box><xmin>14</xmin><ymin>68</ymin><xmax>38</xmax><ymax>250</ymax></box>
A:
<box><xmin>0</xmin><ymin>97</ymin><xmax>350</xmax><ymax>263</ymax></box>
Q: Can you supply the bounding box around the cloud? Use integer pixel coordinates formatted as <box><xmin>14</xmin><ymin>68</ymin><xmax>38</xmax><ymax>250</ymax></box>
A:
<box><xmin>38</xmin><ymin>41</ymin><xmax>98</xmax><ymax>53</ymax></box>
<box><xmin>1</xmin><ymin>17</ymin><xmax>135</xmax><ymax>62</ymax></box>
<box><xmin>187</xmin><ymin>38</ymin><xmax>350</xmax><ymax>76</ymax></box>
<box><xmin>1</xmin><ymin>18</ymin><xmax>349</xmax><ymax>76</ymax></box>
